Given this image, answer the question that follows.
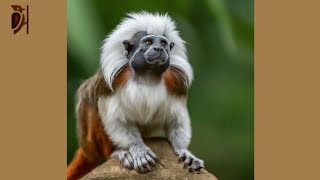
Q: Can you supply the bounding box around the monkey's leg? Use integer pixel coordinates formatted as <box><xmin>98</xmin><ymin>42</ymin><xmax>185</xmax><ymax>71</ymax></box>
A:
<box><xmin>102</xmin><ymin>115</ymin><xmax>158</xmax><ymax>173</ymax></box>
<box><xmin>166</xmin><ymin>102</ymin><xmax>204</xmax><ymax>171</ymax></box>
<box><xmin>67</xmin><ymin>147</ymin><xmax>98</xmax><ymax>180</ymax></box>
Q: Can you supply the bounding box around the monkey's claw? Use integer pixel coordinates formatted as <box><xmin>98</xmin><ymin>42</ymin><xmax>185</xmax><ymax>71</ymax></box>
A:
<box><xmin>178</xmin><ymin>150</ymin><xmax>204</xmax><ymax>171</ymax></box>
<box><xmin>129</xmin><ymin>144</ymin><xmax>158</xmax><ymax>173</ymax></box>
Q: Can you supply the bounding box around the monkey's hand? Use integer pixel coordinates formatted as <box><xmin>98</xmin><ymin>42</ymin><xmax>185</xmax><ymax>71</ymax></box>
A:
<box><xmin>115</xmin><ymin>145</ymin><xmax>158</xmax><ymax>173</ymax></box>
<box><xmin>177</xmin><ymin>149</ymin><xmax>204</xmax><ymax>172</ymax></box>
<box><xmin>124</xmin><ymin>143</ymin><xmax>158</xmax><ymax>173</ymax></box>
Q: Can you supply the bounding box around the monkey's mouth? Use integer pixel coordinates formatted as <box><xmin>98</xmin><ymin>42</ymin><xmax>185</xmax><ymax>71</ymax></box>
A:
<box><xmin>145</xmin><ymin>57</ymin><xmax>167</xmax><ymax>65</ymax></box>
<box><xmin>144</xmin><ymin>52</ymin><xmax>169</xmax><ymax>65</ymax></box>
<box><xmin>130</xmin><ymin>56</ymin><xmax>170</xmax><ymax>77</ymax></box>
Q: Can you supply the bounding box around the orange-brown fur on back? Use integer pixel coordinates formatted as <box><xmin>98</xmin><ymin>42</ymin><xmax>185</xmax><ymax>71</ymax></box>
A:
<box><xmin>67</xmin><ymin>69</ymin><xmax>113</xmax><ymax>180</ymax></box>
<box><xmin>67</xmin><ymin>66</ymin><xmax>187</xmax><ymax>179</ymax></box>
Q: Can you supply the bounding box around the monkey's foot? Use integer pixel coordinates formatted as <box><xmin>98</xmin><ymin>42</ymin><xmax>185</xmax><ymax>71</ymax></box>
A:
<box><xmin>177</xmin><ymin>149</ymin><xmax>204</xmax><ymax>172</ymax></box>
<box><xmin>128</xmin><ymin>144</ymin><xmax>158</xmax><ymax>173</ymax></box>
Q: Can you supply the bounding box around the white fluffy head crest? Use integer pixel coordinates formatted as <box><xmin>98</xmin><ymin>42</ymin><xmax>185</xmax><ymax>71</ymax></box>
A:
<box><xmin>100</xmin><ymin>12</ymin><xmax>193</xmax><ymax>91</ymax></box>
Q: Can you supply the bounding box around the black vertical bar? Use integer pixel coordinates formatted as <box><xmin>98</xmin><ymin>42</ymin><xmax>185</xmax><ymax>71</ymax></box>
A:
<box><xmin>27</xmin><ymin>5</ymin><xmax>29</xmax><ymax>34</ymax></box>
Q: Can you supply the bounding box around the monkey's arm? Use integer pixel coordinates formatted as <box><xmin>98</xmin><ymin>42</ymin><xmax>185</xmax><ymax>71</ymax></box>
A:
<box><xmin>166</xmin><ymin>97</ymin><xmax>204</xmax><ymax>171</ymax></box>
<box><xmin>98</xmin><ymin>97</ymin><xmax>158</xmax><ymax>173</ymax></box>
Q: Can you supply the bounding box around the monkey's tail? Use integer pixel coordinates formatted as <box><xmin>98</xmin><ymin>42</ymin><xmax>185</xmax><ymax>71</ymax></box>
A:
<box><xmin>67</xmin><ymin>148</ymin><xmax>98</xmax><ymax>180</ymax></box>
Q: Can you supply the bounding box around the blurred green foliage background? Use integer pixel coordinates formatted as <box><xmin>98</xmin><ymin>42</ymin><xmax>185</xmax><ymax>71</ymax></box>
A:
<box><xmin>67</xmin><ymin>0</ymin><xmax>253</xmax><ymax>179</ymax></box>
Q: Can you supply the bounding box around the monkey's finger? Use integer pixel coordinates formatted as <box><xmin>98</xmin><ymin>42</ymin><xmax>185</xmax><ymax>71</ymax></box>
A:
<box><xmin>119</xmin><ymin>155</ymin><xmax>124</xmax><ymax>163</ymax></box>
<box><xmin>123</xmin><ymin>158</ymin><xmax>133</xmax><ymax>169</ymax></box>
<box><xmin>137</xmin><ymin>158</ymin><xmax>145</xmax><ymax>173</ymax></box>
<box><xmin>184</xmin><ymin>156</ymin><xmax>192</xmax><ymax>167</ymax></box>
<box><xmin>145</xmin><ymin>155</ymin><xmax>156</xmax><ymax>166</ymax></box>
<box><xmin>141</xmin><ymin>157</ymin><xmax>149</xmax><ymax>167</ymax></box>
<box><xmin>138</xmin><ymin>165</ymin><xmax>145</xmax><ymax>173</ymax></box>
<box><xmin>189</xmin><ymin>159</ymin><xmax>204</xmax><ymax>171</ymax></box>
<box><xmin>188</xmin><ymin>166</ymin><xmax>202</xmax><ymax>172</ymax></box>
<box><xmin>133</xmin><ymin>158</ymin><xmax>139</xmax><ymax>171</ymax></box>
<box><xmin>125</xmin><ymin>153</ymin><xmax>134</xmax><ymax>167</ymax></box>
<box><xmin>143</xmin><ymin>163</ymin><xmax>152</xmax><ymax>172</ymax></box>
<box><xmin>147</xmin><ymin>150</ymin><xmax>158</xmax><ymax>162</ymax></box>
<box><xmin>178</xmin><ymin>152</ymin><xmax>186</xmax><ymax>162</ymax></box>
<box><xmin>118</xmin><ymin>151</ymin><xmax>128</xmax><ymax>160</ymax></box>
<box><xmin>119</xmin><ymin>154</ymin><xmax>126</xmax><ymax>165</ymax></box>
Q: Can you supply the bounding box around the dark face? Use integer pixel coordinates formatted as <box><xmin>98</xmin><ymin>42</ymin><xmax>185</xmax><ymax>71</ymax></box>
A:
<box><xmin>123</xmin><ymin>31</ymin><xmax>175</xmax><ymax>76</ymax></box>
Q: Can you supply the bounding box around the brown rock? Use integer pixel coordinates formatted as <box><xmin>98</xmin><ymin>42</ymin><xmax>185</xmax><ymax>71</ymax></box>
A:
<box><xmin>81</xmin><ymin>138</ymin><xmax>218</xmax><ymax>180</ymax></box>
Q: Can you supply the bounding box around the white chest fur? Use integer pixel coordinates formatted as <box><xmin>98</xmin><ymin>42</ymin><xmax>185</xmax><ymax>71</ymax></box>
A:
<box><xmin>98</xmin><ymin>78</ymin><xmax>170</xmax><ymax>128</ymax></box>
<box><xmin>120</xmin><ymin>79</ymin><xmax>169</xmax><ymax>124</ymax></box>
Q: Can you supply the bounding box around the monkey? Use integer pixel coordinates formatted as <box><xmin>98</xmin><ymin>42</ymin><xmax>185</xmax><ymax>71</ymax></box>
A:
<box><xmin>67</xmin><ymin>12</ymin><xmax>204</xmax><ymax>180</ymax></box>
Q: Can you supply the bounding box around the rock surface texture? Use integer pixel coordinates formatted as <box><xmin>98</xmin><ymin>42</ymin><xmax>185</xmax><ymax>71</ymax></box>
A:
<box><xmin>81</xmin><ymin>138</ymin><xmax>218</xmax><ymax>180</ymax></box>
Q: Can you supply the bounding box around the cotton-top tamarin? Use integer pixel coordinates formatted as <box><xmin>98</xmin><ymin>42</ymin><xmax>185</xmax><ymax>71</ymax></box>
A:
<box><xmin>67</xmin><ymin>12</ymin><xmax>204</xmax><ymax>180</ymax></box>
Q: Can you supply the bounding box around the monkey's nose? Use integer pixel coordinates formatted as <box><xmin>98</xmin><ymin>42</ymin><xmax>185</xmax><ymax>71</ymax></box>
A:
<box><xmin>153</xmin><ymin>46</ymin><xmax>164</xmax><ymax>52</ymax></box>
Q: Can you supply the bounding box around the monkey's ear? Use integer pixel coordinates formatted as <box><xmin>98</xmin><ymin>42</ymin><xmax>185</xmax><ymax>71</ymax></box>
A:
<box><xmin>123</xmin><ymin>40</ymin><xmax>133</xmax><ymax>52</ymax></box>
<box><xmin>169</xmin><ymin>42</ymin><xmax>175</xmax><ymax>51</ymax></box>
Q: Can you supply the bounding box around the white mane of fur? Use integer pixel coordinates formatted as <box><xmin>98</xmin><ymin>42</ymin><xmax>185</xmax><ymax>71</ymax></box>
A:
<box><xmin>100</xmin><ymin>12</ymin><xmax>193</xmax><ymax>91</ymax></box>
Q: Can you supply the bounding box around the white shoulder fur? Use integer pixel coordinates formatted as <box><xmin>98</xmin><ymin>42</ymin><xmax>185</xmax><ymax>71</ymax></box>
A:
<box><xmin>100</xmin><ymin>12</ymin><xmax>193</xmax><ymax>91</ymax></box>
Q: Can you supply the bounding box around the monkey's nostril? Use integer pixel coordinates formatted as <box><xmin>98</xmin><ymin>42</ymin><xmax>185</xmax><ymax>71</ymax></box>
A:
<box><xmin>153</xmin><ymin>47</ymin><xmax>160</xmax><ymax>51</ymax></box>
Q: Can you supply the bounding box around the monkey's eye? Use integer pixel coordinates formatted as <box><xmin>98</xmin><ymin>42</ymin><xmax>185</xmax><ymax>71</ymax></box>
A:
<box><xmin>161</xmin><ymin>41</ymin><xmax>167</xmax><ymax>47</ymax></box>
<box><xmin>145</xmin><ymin>40</ymin><xmax>153</xmax><ymax>45</ymax></box>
